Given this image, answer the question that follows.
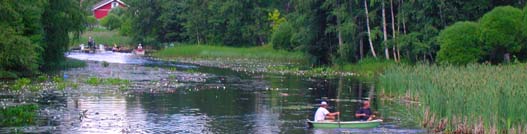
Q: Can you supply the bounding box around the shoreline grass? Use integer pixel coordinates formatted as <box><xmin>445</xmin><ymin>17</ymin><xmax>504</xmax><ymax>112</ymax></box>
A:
<box><xmin>379</xmin><ymin>63</ymin><xmax>527</xmax><ymax>133</ymax></box>
<box><xmin>334</xmin><ymin>58</ymin><xmax>398</xmax><ymax>78</ymax></box>
<box><xmin>71</xmin><ymin>28</ymin><xmax>132</xmax><ymax>47</ymax></box>
<box><xmin>153</xmin><ymin>44</ymin><xmax>306</xmax><ymax>62</ymax></box>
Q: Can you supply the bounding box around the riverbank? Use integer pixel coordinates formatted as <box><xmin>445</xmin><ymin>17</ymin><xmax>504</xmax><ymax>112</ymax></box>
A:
<box><xmin>379</xmin><ymin>63</ymin><xmax>527</xmax><ymax>133</ymax></box>
<box><xmin>153</xmin><ymin>45</ymin><xmax>398</xmax><ymax>77</ymax></box>
<box><xmin>154</xmin><ymin>45</ymin><xmax>306</xmax><ymax>62</ymax></box>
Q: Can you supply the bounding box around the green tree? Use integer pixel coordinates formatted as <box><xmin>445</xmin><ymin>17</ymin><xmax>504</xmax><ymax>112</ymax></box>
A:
<box><xmin>271</xmin><ymin>21</ymin><xmax>295</xmax><ymax>51</ymax></box>
<box><xmin>119</xmin><ymin>16</ymin><xmax>133</xmax><ymax>36</ymax></box>
<box><xmin>268</xmin><ymin>9</ymin><xmax>286</xmax><ymax>32</ymax></box>
<box><xmin>437</xmin><ymin>22</ymin><xmax>482</xmax><ymax>65</ymax></box>
<box><xmin>41</xmin><ymin>0</ymin><xmax>85</xmax><ymax>69</ymax></box>
<box><xmin>100</xmin><ymin>13</ymin><xmax>122</xmax><ymax>30</ymax></box>
<box><xmin>479</xmin><ymin>6</ymin><xmax>524</xmax><ymax>63</ymax></box>
<box><xmin>0</xmin><ymin>0</ymin><xmax>46</xmax><ymax>77</ymax></box>
<box><xmin>86</xmin><ymin>16</ymin><xmax>97</xmax><ymax>30</ymax></box>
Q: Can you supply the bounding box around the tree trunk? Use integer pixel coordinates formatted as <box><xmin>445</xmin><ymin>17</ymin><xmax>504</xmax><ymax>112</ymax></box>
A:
<box><xmin>504</xmin><ymin>53</ymin><xmax>511</xmax><ymax>63</ymax></box>
<box><xmin>382</xmin><ymin>0</ymin><xmax>390</xmax><ymax>60</ymax></box>
<box><xmin>399</xmin><ymin>0</ymin><xmax>405</xmax><ymax>61</ymax></box>
<box><xmin>390</xmin><ymin>0</ymin><xmax>397</xmax><ymax>62</ymax></box>
<box><xmin>337</xmin><ymin>0</ymin><xmax>344</xmax><ymax>57</ymax></box>
<box><xmin>364</xmin><ymin>0</ymin><xmax>377</xmax><ymax>58</ymax></box>
<box><xmin>360</xmin><ymin>37</ymin><xmax>364</xmax><ymax>59</ymax></box>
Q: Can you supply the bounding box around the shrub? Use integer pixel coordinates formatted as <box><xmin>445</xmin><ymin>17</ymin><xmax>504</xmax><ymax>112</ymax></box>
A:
<box><xmin>271</xmin><ymin>22</ymin><xmax>295</xmax><ymax>51</ymax></box>
<box><xmin>100</xmin><ymin>14</ymin><xmax>122</xmax><ymax>30</ymax></box>
<box><xmin>479</xmin><ymin>6</ymin><xmax>524</xmax><ymax>63</ymax></box>
<box><xmin>437</xmin><ymin>22</ymin><xmax>483</xmax><ymax>65</ymax></box>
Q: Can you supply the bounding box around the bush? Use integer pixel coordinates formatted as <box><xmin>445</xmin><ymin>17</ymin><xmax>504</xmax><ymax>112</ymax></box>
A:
<box><xmin>437</xmin><ymin>22</ymin><xmax>482</xmax><ymax>65</ymax></box>
<box><xmin>271</xmin><ymin>22</ymin><xmax>294</xmax><ymax>51</ymax></box>
<box><xmin>0</xmin><ymin>26</ymin><xmax>39</xmax><ymax>78</ymax></box>
<box><xmin>119</xmin><ymin>17</ymin><xmax>132</xmax><ymax>36</ymax></box>
<box><xmin>100</xmin><ymin>14</ymin><xmax>122</xmax><ymax>30</ymax></box>
<box><xmin>86</xmin><ymin>16</ymin><xmax>97</xmax><ymax>30</ymax></box>
<box><xmin>479</xmin><ymin>6</ymin><xmax>524</xmax><ymax>62</ymax></box>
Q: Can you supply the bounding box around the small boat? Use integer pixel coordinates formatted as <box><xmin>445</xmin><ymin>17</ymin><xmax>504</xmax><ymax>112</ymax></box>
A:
<box><xmin>133</xmin><ymin>49</ymin><xmax>145</xmax><ymax>55</ymax></box>
<box><xmin>307</xmin><ymin>119</ymin><xmax>383</xmax><ymax>129</ymax></box>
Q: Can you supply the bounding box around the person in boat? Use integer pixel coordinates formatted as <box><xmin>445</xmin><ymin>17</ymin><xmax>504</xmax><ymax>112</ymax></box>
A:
<box><xmin>112</xmin><ymin>43</ymin><xmax>120</xmax><ymax>52</ymax></box>
<box><xmin>88</xmin><ymin>36</ymin><xmax>95</xmax><ymax>50</ymax></box>
<box><xmin>137</xmin><ymin>43</ymin><xmax>143</xmax><ymax>50</ymax></box>
<box><xmin>355</xmin><ymin>100</ymin><xmax>375</xmax><ymax>121</ymax></box>
<box><xmin>314</xmin><ymin>101</ymin><xmax>340</xmax><ymax>122</ymax></box>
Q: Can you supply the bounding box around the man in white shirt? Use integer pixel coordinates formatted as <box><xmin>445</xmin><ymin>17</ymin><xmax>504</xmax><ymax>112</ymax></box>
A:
<box><xmin>314</xmin><ymin>101</ymin><xmax>340</xmax><ymax>122</ymax></box>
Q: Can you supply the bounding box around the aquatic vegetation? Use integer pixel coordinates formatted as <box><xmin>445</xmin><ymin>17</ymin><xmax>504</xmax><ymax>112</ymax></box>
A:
<box><xmin>44</xmin><ymin>58</ymin><xmax>86</xmax><ymax>70</ymax></box>
<box><xmin>101</xmin><ymin>61</ymin><xmax>110</xmax><ymax>67</ymax></box>
<box><xmin>86</xmin><ymin>77</ymin><xmax>101</xmax><ymax>85</ymax></box>
<box><xmin>168</xmin><ymin>75</ymin><xmax>177</xmax><ymax>80</ymax></box>
<box><xmin>10</xmin><ymin>78</ymin><xmax>31</xmax><ymax>91</ymax></box>
<box><xmin>86</xmin><ymin>77</ymin><xmax>130</xmax><ymax>86</ymax></box>
<box><xmin>379</xmin><ymin>63</ymin><xmax>527</xmax><ymax>133</ymax></box>
<box><xmin>36</xmin><ymin>75</ymin><xmax>48</xmax><ymax>83</ymax></box>
<box><xmin>105</xmin><ymin>78</ymin><xmax>130</xmax><ymax>85</ymax></box>
<box><xmin>0</xmin><ymin>104</ymin><xmax>38</xmax><ymax>127</ymax></box>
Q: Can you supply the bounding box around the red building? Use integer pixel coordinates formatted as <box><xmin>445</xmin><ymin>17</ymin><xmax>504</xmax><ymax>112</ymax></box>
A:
<box><xmin>92</xmin><ymin>0</ymin><xmax>126</xmax><ymax>19</ymax></box>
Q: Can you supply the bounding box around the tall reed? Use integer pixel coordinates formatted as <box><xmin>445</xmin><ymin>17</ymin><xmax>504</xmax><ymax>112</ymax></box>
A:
<box><xmin>379</xmin><ymin>64</ymin><xmax>527</xmax><ymax>133</ymax></box>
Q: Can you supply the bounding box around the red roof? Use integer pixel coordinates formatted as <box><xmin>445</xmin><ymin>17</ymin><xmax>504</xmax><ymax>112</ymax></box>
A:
<box><xmin>92</xmin><ymin>0</ymin><xmax>126</xmax><ymax>11</ymax></box>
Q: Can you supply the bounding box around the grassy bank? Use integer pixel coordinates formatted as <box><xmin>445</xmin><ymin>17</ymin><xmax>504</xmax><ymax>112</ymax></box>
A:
<box><xmin>334</xmin><ymin>58</ymin><xmax>398</xmax><ymax>78</ymax></box>
<box><xmin>71</xmin><ymin>27</ymin><xmax>132</xmax><ymax>47</ymax></box>
<box><xmin>379</xmin><ymin>64</ymin><xmax>527</xmax><ymax>133</ymax></box>
<box><xmin>153</xmin><ymin>44</ymin><xmax>306</xmax><ymax>62</ymax></box>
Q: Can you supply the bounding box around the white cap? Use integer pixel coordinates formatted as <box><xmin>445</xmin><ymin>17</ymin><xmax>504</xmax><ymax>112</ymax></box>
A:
<box><xmin>320</xmin><ymin>101</ymin><xmax>327</xmax><ymax>105</ymax></box>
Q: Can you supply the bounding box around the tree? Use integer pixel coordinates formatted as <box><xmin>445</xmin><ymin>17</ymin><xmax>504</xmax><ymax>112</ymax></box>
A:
<box><xmin>364</xmin><ymin>0</ymin><xmax>377</xmax><ymax>58</ymax></box>
<box><xmin>41</xmin><ymin>0</ymin><xmax>85</xmax><ymax>68</ymax></box>
<box><xmin>479</xmin><ymin>6</ymin><xmax>524</xmax><ymax>63</ymax></box>
<box><xmin>268</xmin><ymin>9</ymin><xmax>286</xmax><ymax>32</ymax></box>
<box><xmin>0</xmin><ymin>0</ymin><xmax>46</xmax><ymax>77</ymax></box>
<box><xmin>437</xmin><ymin>22</ymin><xmax>482</xmax><ymax>65</ymax></box>
<box><xmin>381</xmin><ymin>0</ymin><xmax>389</xmax><ymax>60</ymax></box>
<box><xmin>0</xmin><ymin>26</ymin><xmax>39</xmax><ymax>77</ymax></box>
<box><xmin>100</xmin><ymin>13</ymin><xmax>122</xmax><ymax>30</ymax></box>
<box><xmin>86</xmin><ymin>16</ymin><xmax>97</xmax><ymax>31</ymax></box>
<box><xmin>271</xmin><ymin>21</ymin><xmax>295</xmax><ymax>51</ymax></box>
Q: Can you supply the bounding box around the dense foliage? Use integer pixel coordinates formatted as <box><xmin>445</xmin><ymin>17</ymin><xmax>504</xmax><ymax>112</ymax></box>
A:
<box><xmin>0</xmin><ymin>0</ymin><xmax>84</xmax><ymax>78</ymax></box>
<box><xmin>438</xmin><ymin>6</ymin><xmax>527</xmax><ymax>64</ymax></box>
<box><xmin>121</xmin><ymin>0</ymin><xmax>527</xmax><ymax>65</ymax></box>
<box><xmin>437</xmin><ymin>22</ymin><xmax>482</xmax><ymax>65</ymax></box>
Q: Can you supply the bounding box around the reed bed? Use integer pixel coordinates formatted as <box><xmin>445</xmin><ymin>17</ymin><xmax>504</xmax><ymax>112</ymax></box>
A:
<box><xmin>379</xmin><ymin>64</ymin><xmax>527</xmax><ymax>133</ymax></box>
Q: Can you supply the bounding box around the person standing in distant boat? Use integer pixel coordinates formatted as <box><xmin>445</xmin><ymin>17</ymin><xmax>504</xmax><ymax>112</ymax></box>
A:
<box><xmin>355</xmin><ymin>100</ymin><xmax>375</xmax><ymax>121</ymax></box>
<box><xmin>88</xmin><ymin>36</ymin><xmax>95</xmax><ymax>50</ymax></box>
<box><xmin>314</xmin><ymin>101</ymin><xmax>340</xmax><ymax>122</ymax></box>
<box><xmin>137</xmin><ymin>44</ymin><xmax>143</xmax><ymax>50</ymax></box>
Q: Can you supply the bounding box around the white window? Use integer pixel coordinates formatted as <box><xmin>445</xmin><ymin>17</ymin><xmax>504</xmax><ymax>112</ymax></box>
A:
<box><xmin>112</xmin><ymin>2</ymin><xmax>118</xmax><ymax>8</ymax></box>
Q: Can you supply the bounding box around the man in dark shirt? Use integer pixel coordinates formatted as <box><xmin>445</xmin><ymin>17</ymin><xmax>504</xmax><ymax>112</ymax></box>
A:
<box><xmin>355</xmin><ymin>100</ymin><xmax>374</xmax><ymax>121</ymax></box>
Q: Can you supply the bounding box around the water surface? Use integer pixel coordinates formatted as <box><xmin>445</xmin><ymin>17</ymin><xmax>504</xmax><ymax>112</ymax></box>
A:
<box><xmin>1</xmin><ymin>52</ymin><xmax>425</xmax><ymax>133</ymax></box>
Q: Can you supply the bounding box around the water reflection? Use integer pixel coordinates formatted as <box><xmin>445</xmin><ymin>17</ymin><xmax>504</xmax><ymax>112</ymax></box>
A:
<box><xmin>4</xmin><ymin>52</ymin><xmax>427</xmax><ymax>133</ymax></box>
<box><xmin>66</xmin><ymin>51</ymin><xmax>148</xmax><ymax>64</ymax></box>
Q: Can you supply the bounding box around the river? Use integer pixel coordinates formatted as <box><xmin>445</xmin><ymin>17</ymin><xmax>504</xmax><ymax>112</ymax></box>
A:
<box><xmin>1</xmin><ymin>52</ymin><xmax>425</xmax><ymax>133</ymax></box>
